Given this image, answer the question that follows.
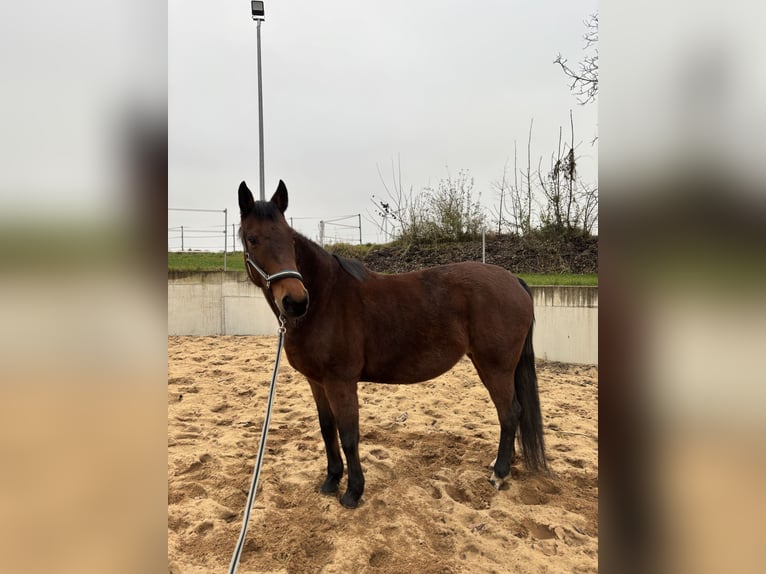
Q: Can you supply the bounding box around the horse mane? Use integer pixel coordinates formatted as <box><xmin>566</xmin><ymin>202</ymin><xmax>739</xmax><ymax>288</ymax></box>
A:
<box><xmin>332</xmin><ymin>254</ymin><xmax>371</xmax><ymax>282</ymax></box>
<box><xmin>293</xmin><ymin>232</ymin><xmax>370</xmax><ymax>283</ymax></box>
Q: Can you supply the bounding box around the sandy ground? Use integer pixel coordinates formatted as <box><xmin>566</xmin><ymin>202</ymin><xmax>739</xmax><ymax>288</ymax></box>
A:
<box><xmin>168</xmin><ymin>336</ymin><xmax>598</xmax><ymax>573</ymax></box>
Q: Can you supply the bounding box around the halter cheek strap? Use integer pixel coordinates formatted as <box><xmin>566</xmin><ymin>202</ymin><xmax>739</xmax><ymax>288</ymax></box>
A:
<box><xmin>245</xmin><ymin>253</ymin><xmax>304</xmax><ymax>289</ymax></box>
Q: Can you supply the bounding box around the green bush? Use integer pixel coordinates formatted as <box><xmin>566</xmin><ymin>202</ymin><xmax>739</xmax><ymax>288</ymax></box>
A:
<box><xmin>398</xmin><ymin>169</ymin><xmax>486</xmax><ymax>244</ymax></box>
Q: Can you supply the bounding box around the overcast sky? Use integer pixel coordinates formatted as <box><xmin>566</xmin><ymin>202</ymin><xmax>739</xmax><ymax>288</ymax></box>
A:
<box><xmin>168</xmin><ymin>0</ymin><xmax>598</xmax><ymax>248</ymax></box>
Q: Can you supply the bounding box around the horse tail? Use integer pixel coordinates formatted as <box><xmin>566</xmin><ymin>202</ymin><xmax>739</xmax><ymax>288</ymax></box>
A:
<box><xmin>515</xmin><ymin>278</ymin><xmax>548</xmax><ymax>472</ymax></box>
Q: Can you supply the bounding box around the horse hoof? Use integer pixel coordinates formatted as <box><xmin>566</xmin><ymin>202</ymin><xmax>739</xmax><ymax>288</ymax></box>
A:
<box><xmin>340</xmin><ymin>492</ymin><xmax>361</xmax><ymax>509</ymax></box>
<box><xmin>319</xmin><ymin>475</ymin><xmax>341</xmax><ymax>494</ymax></box>
<box><xmin>320</xmin><ymin>479</ymin><xmax>340</xmax><ymax>495</ymax></box>
<box><xmin>488</xmin><ymin>473</ymin><xmax>505</xmax><ymax>490</ymax></box>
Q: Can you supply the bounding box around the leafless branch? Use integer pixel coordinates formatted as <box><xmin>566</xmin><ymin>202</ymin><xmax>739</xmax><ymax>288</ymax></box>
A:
<box><xmin>554</xmin><ymin>12</ymin><xmax>598</xmax><ymax>105</ymax></box>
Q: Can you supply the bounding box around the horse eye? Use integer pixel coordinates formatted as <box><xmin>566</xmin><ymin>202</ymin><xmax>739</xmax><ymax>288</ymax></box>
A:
<box><xmin>247</xmin><ymin>236</ymin><xmax>259</xmax><ymax>246</ymax></box>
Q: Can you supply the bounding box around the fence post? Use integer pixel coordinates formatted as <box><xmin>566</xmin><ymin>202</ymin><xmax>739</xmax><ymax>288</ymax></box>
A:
<box><xmin>358</xmin><ymin>214</ymin><xmax>362</xmax><ymax>244</ymax></box>
<box><xmin>319</xmin><ymin>220</ymin><xmax>325</xmax><ymax>247</ymax></box>
<box><xmin>168</xmin><ymin>207</ymin><xmax>229</xmax><ymax>253</ymax></box>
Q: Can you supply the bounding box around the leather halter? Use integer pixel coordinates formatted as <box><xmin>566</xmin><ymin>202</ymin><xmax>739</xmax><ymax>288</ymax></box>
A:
<box><xmin>245</xmin><ymin>252</ymin><xmax>304</xmax><ymax>289</ymax></box>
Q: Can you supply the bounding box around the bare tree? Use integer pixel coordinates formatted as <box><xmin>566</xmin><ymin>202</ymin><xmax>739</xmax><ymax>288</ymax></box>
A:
<box><xmin>492</xmin><ymin>135</ymin><xmax>534</xmax><ymax>235</ymax></box>
<box><xmin>367</xmin><ymin>155</ymin><xmax>412</xmax><ymax>242</ymax></box>
<box><xmin>554</xmin><ymin>12</ymin><xmax>598</xmax><ymax>105</ymax></box>
<box><xmin>524</xmin><ymin>118</ymin><xmax>534</xmax><ymax>232</ymax></box>
<box><xmin>537</xmin><ymin>111</ymin><xmax>598</xmax><ymax>234</ymax></box>
<box><xmin>537</xmin><ymin>113</ymin><xmax>573</xmax><ymax>231</ymax></box>
<box><xmin>490</xmin><ymin>159</ymin><xmax>510</xmax><ymax>234</ymax></box>
<box><xmin>579</xmin><ymin>180</ymin><xmax>599</xmax><ymax>235</ymax></box>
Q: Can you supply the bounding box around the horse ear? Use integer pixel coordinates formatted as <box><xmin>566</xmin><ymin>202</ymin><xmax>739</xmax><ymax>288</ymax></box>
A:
<box><xmin>270</xmin><ymin>180</ymin><xmax>288</xmax><ymax>214</ymax></box>
<box><xmin>238</xmin><ymin>181</ymin><xmax>255</xmax><ymax>216</ymax></box>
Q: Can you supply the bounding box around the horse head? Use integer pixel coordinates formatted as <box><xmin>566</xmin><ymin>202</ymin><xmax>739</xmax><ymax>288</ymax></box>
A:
<box><xmin>238</xmin><ymin>180</ymin><xmax>309</xmax><ymax>319</ymax></box>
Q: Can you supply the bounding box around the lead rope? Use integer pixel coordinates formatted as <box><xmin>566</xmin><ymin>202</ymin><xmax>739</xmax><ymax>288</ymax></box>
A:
<box><xmin>228</xmin><ymin>315</ymin><xmax>287</xmax><ymax>574</ymax></box>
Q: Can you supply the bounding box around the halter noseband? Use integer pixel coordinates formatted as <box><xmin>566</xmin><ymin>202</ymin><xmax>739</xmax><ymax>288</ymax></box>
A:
<box><xmin>245</xmin><ymin>252</ymin><xmax>304</xmax><ymax>289</ymax></box>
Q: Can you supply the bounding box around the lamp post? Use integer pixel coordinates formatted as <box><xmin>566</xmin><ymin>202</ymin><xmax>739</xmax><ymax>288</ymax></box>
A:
<box><xmin>251</xmin><ymin>2</ymin><xmax>266</xmax><ymax>200</ymax></box>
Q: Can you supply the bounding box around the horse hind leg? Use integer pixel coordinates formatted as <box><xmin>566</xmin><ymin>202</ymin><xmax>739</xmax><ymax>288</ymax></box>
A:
<box><xmin>470</xmin><ymin>356</ymin><xmax>521</xmax><ymax>490</ymax></box>
<box><xmin>489</xmin><ymin>395</ymin><xmax>522</xmax><ymax>490</ymax></box>
<box><xmin>487</xmin><ymin>395</ymin><xmax>522</xmax><ymax>462</ymax></box>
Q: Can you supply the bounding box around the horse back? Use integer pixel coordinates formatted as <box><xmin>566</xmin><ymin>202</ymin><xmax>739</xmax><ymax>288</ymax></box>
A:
<box><xmin>356</xmin><ymin>262</ymin><xmax>532</xmax><ymax>384</ymax></box>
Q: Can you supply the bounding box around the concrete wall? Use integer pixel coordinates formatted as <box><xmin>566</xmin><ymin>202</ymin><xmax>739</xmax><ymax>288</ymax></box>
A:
<box><xmin>168</xmin><ymin>271</ymin><xmax>273</xmax><ymax>336</ymax></box>
<box><xmin>168</xmin><ymin>272</ymin><xmax>598</xmax><ymax>365</ymax></box>
<box><xmin>530</xmin><ymin>286</ymin><xmax>598</xmax><ymax>365</ymax></box>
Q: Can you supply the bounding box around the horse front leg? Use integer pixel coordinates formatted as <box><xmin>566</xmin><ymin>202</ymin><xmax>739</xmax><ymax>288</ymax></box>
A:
<box><xmin>308</xmin><ymin>380</ymin><xmax>343</xmax><ymax>495</ymax></box>
<box><xmin>325</xmin><ymin>381</ymin><xmax>364</xmax><ymax>508</ymax></box>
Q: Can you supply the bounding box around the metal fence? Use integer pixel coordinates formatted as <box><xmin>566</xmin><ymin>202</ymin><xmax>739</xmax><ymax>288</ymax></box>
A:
<box><xmin>316</xmin><ymin>214</ymin><xmax>362</xmax><ymax>247</ymax></box>
<box><xmin>168</xmin><ymin>209</ymin><xmax>363</xmax><ymax>254</ymax></box>
<box><xmin>168</xmin><ymin>208</ymin><xmax>229</xmax><ymax>252</ymax></box>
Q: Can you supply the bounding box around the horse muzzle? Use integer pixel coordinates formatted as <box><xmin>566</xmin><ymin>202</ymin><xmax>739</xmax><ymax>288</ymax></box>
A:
<box><xmin>279</xmin><ymin>290</ymin><xmax>310</xmax><ymax>319</ymax></box>
<box><xmin>245</xmin><ymin>253</ymin><xmax>309</xmax><ymax>318</ymax></box>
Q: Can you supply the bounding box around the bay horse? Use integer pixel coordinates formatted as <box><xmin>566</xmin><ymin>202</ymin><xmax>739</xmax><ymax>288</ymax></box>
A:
<box><xmin>238</xmin><ymin>180</ymin><xmax>547</xmax><ymax>508</ymax></box>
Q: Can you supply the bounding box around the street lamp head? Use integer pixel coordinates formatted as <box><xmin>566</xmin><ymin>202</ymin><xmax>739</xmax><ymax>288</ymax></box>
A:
<box><xmin>251</xmin><ymin>1</ymin><xmax>265</xmax><ymax>21</ymax></box>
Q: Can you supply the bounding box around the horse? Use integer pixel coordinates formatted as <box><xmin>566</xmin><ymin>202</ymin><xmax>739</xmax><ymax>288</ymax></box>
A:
<box><xmin>238</xmin><ymin>179</ymin><xmax>547</xmax><ymax>508</ymax></box>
